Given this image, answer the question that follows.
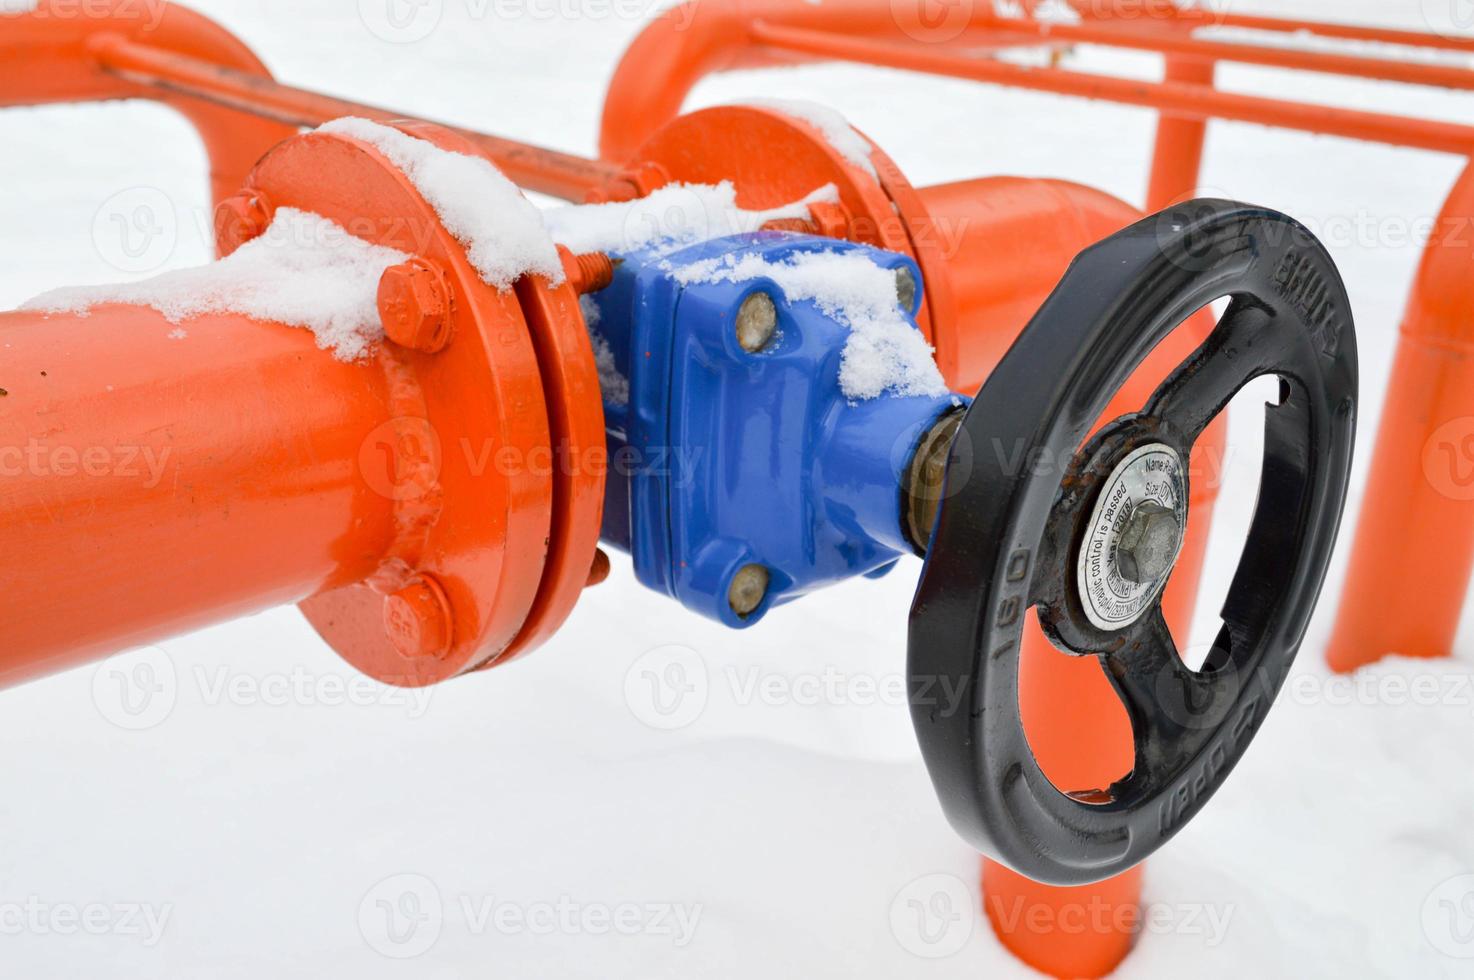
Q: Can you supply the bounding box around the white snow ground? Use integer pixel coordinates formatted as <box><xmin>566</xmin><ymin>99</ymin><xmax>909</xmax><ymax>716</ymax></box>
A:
<box><xmin>1</xmin><ymin>1</ymin><xmax>1473</xmax><ymax>976</ymax></box>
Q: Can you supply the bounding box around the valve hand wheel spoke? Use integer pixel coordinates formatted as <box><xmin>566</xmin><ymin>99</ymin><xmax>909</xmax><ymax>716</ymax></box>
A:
<box><xmin>909</xmin><ymin>200</ymin><xmax>1359</xmax><ymax>886</ymax></box>
<box><xmin>1144</xmin><ymin>299</ymin><xmax>1281</xmax><ymax>443</ymax></box>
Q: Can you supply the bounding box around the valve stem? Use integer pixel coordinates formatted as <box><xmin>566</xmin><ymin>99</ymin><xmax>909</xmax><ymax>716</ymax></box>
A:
<box><xmin>903</xmin><ymin>408</ymin><xmax>965</xmax><ymax>555</ymax></box>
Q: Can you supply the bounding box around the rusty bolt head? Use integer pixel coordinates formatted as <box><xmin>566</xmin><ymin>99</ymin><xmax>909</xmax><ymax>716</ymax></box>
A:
<box><xmin>728</xmin><ymin>564</ymin><xmax>771</xmax><ymax>620</ymax></box>
<box><xmin>213</xmin><ymin>192</ymin><xmax>271</xmax><ymax>257</ymax></box>
<box><xmin>382</xmin><ymin>575</ymin><xmax>453</xmax><ymax>660</ymax></box>
<box><xmin>735</xmin><ymin>292</ymin><xmax>778</xmax><ymax>353</ymax></box>
<box><xmin>378</xmin><ymin>259</ymin><xmax>453</xmax><ymax>354</ymax></box>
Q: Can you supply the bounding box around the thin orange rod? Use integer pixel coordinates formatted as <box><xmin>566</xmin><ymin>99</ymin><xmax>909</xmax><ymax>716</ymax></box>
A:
<box><xmin>89</xmin><ymin>34</ymin><xmax>619</xmax><ymax>202</ymax></box>
<box><xmin>1061</xmin><ymin>1</ymin><xmax>1474</xmax><ymax>54</ymax></box>
<box><xmin>747</xmin><ymin>21</ymin><xmax>1474</xmax><ymax>156</ymax></box>
<box><xmin>1014</xmin><ymin>18</ymin><xmax>1474</xmax><ymax>92</ymax></box>
<box><xmin>1181</xmin><ymin>9</ymin><xmax>1474</xmax><ymax>55</ymax></box>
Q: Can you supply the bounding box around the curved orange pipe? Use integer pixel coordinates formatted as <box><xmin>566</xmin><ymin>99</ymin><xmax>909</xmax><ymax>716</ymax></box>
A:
<box><xmin>1329</xmin><ymin>161</ymin><xmax>1474</xmax><ymax>671</ymax></box>
<box><xmin>598</xmin><ymin>0</ymin><xmax>1021</xmax><ymax>163</ymax></box>
<box><xmin>0</xmin><ymin>0</ymin><xmax>295</xmax><ymax>212</ymax></box>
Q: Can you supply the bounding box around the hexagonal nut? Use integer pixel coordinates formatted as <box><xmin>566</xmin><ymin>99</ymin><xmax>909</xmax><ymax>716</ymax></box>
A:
<box><xmin>382</xmin><ymin>576</ymin><xmax>453</xmax><ymax>660</ymax></box>
<box><xmin>378</xmin><ymin>259</ymin><xmax>453</xmax><ymax>353</ymax></box>
<box><xmin>1117</xmin><ymin>501</ymin><xmax>1182</xmax><ymax>585</ymax></box>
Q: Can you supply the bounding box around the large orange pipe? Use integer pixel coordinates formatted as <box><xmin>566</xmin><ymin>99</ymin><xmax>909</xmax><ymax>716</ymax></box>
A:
<box><xmin>1328</xmin><ymin>161</ymin><xmax>1474</xmax><ymax>671</ymax></box>
<box><xmin>922</xmin><ymin>176</ymin><xmax>1223</xmax><ymax>976</ymax></box>
<box><xmin>0</xmin><ymin>304</ymin><xmax>400</xmax><ymax>688</ymax></box>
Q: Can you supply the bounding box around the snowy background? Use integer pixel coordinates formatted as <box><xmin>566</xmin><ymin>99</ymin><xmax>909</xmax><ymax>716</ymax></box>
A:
<box><xmin>3</xmin><ymin>0</ymin><xmax>1474</xmax><ymax>976</ymax></box>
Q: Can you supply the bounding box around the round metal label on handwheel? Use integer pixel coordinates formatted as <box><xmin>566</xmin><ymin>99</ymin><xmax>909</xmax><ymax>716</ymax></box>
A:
<box><xmin>1076</xmin><ymin>444</ymin><xmax>1186</xmax><ymax>632</ymax></box>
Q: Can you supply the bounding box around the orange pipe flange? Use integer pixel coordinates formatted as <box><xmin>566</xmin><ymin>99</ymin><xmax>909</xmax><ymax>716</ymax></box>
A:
<box><xmin>0</xmin><ymin>121</ymin><xmax>606</xmax><ymax>691</ymax></box>
<box><xmin>1328</xmin><ymin>161</ymin><xmax>1474</xmax><ymax>671</ymax></box>
<box><xmin>0</xmin><ymin>0</ymin><xmax>295</xmax><ymax>213</ymax></box>
<box><xmin>607</xmin><ymin>104</ymin><xmax>955</xmax><ymax>347</ymax></box>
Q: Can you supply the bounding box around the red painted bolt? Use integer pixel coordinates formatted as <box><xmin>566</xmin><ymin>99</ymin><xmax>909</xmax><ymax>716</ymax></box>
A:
<box><xmin>807</xmin><ymin>201</ymin><xmax>852</xmax><ymax>239</ymax></box>
<box><xmin>377</xmin><ymin>258</ymin><xmax>453</xmax><ymax>353</ymax></box>
<box><xmin>382</xmin><ymin>575</ymin><xmax>453</xmax><ymax>660</ymax></box>
<box><xmin>213</xmin><ymin>192</ymin><xmax>271</xmax><ymax>257</ymax></box>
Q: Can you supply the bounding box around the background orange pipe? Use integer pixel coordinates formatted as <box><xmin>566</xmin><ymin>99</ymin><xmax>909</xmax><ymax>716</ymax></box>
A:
<box><xmin>1328</xmin><ymin>161</ymin><xmax>1474</xmax><ymax>671</ymax></box>
<box><xmin>1146</xmin><ymin>56</ymin><xmax>1215</xmax><ymax>212</ymax></box>
<box><xmin>0</xmin><ymin>304</ymin><xmax>403</xmax><ymax>689</ymax></box>
<box><xmin>597</xmin><ymin>0</ymin><xmax>1035</xmax><ymax>163</ymax></box>
<box><xmin>0</xmin><ymin>1</ymin><xmax>295</xmax><ymax>211</ymax></box>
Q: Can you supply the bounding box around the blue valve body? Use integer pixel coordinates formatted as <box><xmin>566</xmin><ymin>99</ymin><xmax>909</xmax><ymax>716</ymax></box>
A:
<box><xmin>587</xmin><ymin>233</ymin><xmax>963</xmax><ymax>628</ymax></box>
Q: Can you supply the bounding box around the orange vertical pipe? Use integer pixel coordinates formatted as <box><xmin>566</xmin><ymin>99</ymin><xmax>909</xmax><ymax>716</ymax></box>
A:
<box><xmin>1146</xmin><ymin>55</ymin><xmax>1215</xmax><ymax>212</ymax></box>
<box><xmin>921</xmin><ymin>176</ymin><xmax>1222</xmax><ymax>976</ymax></box>
<box><xmin>0</xmin><ymin>304</ymin><xmax>401</xmax><ymax>688</ymax></box>
<box><xmin>1328</xmin><ymin>162</ymin><xmax>1474</xmax><ymax>671</ymax></box>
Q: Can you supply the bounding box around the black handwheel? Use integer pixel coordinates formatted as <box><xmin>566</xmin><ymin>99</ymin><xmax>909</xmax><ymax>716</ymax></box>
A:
<box><xmin>909</xmin><ymin>200</ymin><xmax>1358</xmax><ymax>886</ymax></box>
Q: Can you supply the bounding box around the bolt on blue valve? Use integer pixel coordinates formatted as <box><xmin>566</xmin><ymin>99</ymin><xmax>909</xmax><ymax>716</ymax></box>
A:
<box><xmin>582</xmin><ymin>232</ymin><xmax>966</xmax><ymax>628</ymax></box>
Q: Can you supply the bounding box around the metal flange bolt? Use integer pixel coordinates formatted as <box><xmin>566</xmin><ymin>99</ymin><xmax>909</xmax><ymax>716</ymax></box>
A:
<box><xmin>378</xmin><ymin>258</ymin><xmax>454</xmax><ymax>353</ymax></box>
<box><xmin>213</xmin><ymin>192</ymin><xmax>271</xmax><ymax>256</ymax></box>
<box><xmin>728</xmin><ymin>564</ymin><xmax>771</xmax><ymax>619</ymax></box>
<box><xmin>382</xmin><ymin>575</ymin><xmax>453</xmax><ymax>660</ymax></box>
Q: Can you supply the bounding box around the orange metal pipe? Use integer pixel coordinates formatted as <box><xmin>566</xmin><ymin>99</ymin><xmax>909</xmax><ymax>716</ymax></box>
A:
<box><xmin>1328</xmin><ymin>161</ymin><xmax>1474</xmax><ymax>671</ymax></box>
<box><xmin>744</xmin><ymin>21</ymin><xmax>1474</xmax><ymax>157</ymax></box>
<box><xmin>597</xmin><ymin>0</ymin><xmax>1042</xmax><ymax>162</ymax></box>
<box><xmin>923</xmin><ymin>175</ymin><xmax>1223</xmax><ymax>976</ymax></box>
<box><xmin>0</xmin><ymin>1</ymin><xmax>296</xmax><ymax>210</ymax></box>
<box><xmin>1011</xmin><ymin>15</ymin><xmax>1474</xmax><ymax>92</ymax></box>
<box><xmin>89</xmin><ymin>34</ymin><xmax>620</xmax><ymax>203</ymax></box>
<box><xmin>918</xmin><ymin>176</ymin><xmax>1150</xmax><ymax>391</ymax></box>
<box><xmin>1171</xmin><ymin>8</ymin><xmax>1474</xmax><ymax>55</ymax></box>
<box><xmin>0</xmin><ymin>304</ymin><xmax>402</xmax><ymax>689</ymax></box>
<box><xmin>1146</xmin><ymin>55</ymin><xmax>1214</xmax><ymax>212</ymax></box>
